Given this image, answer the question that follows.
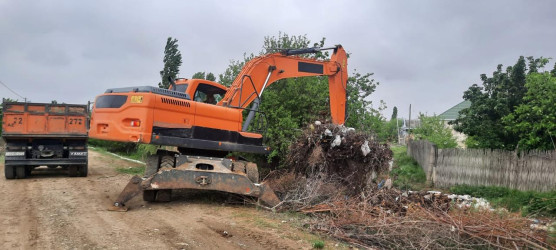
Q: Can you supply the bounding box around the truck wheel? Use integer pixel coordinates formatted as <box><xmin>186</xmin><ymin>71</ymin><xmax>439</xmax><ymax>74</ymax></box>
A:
<box><xmin>155</xmin><ymin>189</ymin><xmax>172</xmax><ymax>202</ymax></box>
<box><xmin>245</xmin><ymin>162</ymin><xmax>260</xmax><ymax>183</ymax></box>
<box><xmin>25</xmin><ymin>167</ymin><xmax>32</xmax><ymax>177</ymax></box>
<box><xmin>68</xmin><ymin>166</ymin><xmax>78</xmax><ymax>177</ymax></box>
<box><xmin>78</xmin><ymin>165</ymin><xmax>88</xmax><ymax>177</ymax></box>
<box><xmin>16</xmin><ymin>166</ymin><xmax>26</xmax><ymax>179</ymax></box>
<box><xmin>159</xmin><ymin>155</ymin><xmax>175</xmax><ymax>169</ymax></box>
<box><xmin>5</xmin><ymin>165</ymin><xmax>15</xmax><ymax>179</ymax></box>
<box><xmin>143</xmin><ymin>190</ymin><xmax>157</xmax><ymax>202</ymax></box>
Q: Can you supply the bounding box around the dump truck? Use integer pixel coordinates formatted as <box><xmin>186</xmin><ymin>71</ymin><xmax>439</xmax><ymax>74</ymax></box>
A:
<box><xmin>89</xmin><ymin>45</ymin><xmax>348</xmax><ymax>211</ymax></box>
<box><xmin>2</xmin><ymin>101</ymin><xmax>89</xmax><ymax>178</ymax></box>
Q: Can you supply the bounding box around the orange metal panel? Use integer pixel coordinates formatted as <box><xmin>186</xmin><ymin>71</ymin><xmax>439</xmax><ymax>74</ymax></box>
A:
<box><xmin>89</xmin><ymin>93</ymin><xmax>155</xmax><ymax>143</ymax></box>
<box><xmin>47</xmin><ymin>116</ymin><xmax>66</xmax><ymax>133</ymax></box>
<box><xmin>2</xmin><ymin>114</ymin><xmax>25</xmax><ymax>133</ymax></box>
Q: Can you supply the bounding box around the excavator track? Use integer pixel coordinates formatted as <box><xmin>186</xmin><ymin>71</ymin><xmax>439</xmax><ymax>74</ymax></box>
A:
<box><xmin>109</xmin><ymin>150</ymin><xmax>280</xmax><ymax>211</ymax></box>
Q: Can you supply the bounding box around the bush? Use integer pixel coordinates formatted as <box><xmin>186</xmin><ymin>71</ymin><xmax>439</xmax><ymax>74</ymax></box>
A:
<box><xmin>450</xmin><ymin>184</ymin><xmax>556</xmax><ymax>217</ymax></box>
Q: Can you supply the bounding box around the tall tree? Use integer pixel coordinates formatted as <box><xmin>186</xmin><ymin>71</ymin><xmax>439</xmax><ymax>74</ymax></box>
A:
<box><xmin>503</xmin><ymin>72</ymin><xmax>556</xmax><ymax>150</ymax></box>
<box><xmin>158</xmin><ymin>37</ymin><xmax>182</xmax><ymax>89</ymax></box>
<box><xmin>453</xmin><ymin>56</ymin><xmax>550</xmax><ymax>149</ymax></box>
<box><xmin>192</xmin><ymin>72</ymin><xmax>216</xmax><ymax>81</ymax></box>
<box><xmin>391</xmin><ymin>106</ymin><xmax>398</xmax><ymax>120</ymax></box>
<box><xmin>192</xmin><ymin>72</ymin><xmax>205</xmax><ymax>79</ymax></box>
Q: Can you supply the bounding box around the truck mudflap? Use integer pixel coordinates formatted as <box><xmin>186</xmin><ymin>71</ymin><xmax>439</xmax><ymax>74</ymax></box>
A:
<box><xmin>108</xmin><ymin>154</ymin><xmax>280</xmax><ymax>212</ymax></box>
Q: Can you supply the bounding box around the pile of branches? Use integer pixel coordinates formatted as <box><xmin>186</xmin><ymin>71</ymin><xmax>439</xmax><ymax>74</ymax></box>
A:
<box><xmin>302</xmin><ymin>194</ymin><xmax>552</xmax><ymax>249</ymax></box>
<box><xmin>285</xmin><ymin>123</ymin><xmax>392</xmax><ymax>194</ymax></box>
<box><xmin>262</xmin><ymin>123</ymin><xmax>553</xmax><ymax>248</ymax></box>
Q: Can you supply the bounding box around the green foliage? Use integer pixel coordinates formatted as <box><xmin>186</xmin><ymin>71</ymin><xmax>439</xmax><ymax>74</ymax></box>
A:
<box><xmin>158</xmin><ymin>37</ymin><xmax>182</xmax><ymax>89</ymax></box>
<box><xmin>311</xmin><ymin>240</ymin><xmax>325</xmax><ymax>249</ymax></box>
<box><xmin>452</xmin><ymin>56</ymin><xmax>552</xmax><ymax>150</ymax></box>
<box><xmin>390</xmin><ymin>146</ymin><xmax>426</xmax><ymax>190</ymax></box>
<box><xmin>192</xmin><ymin>71</ymin><xmax>216</xmax><ymax>81</ymax></box>
<box><xmin>218</xmin><ymin>55</ymin><xmax>254</xmax><ymax>87</ymax></box>
<box><xmin>450</xmin><ymin>184</ymin><xmax>556</xmax><ymax>217</ymax></box>
<box><xmin>378</xmin><ymin>118</ymin><xmax>400</xmax><ymax>143</ymax></box>
<box><xmin>503</xmin><ymin>72</ymin><xmax>556</xmax><ymax>150</ymax></box>
<box><xmin>413</xmin><ymin>114</ymin><xmax>458</xmax><ymax>149</ymax></box>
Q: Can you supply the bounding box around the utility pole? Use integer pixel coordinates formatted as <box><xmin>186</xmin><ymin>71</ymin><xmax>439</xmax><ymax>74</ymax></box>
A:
<box><xmin>408</xmin><ymin>104</ymin><xmax>412</xmax><ymax>132</ymax></box>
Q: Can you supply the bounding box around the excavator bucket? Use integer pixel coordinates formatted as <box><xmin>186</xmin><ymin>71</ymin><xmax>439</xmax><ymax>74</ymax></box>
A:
<box><xmin>108</xmin><ymin>153</ymin><xmax>281</xmax><ymax>211</ymax></box>
<box><xmin>108</xmin><ymin>175</ymin><xmax>143</xmax><ymax>212</ymax></box>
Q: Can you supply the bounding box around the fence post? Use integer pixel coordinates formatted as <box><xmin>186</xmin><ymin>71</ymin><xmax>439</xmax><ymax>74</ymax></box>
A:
<box><xmin>425</xmin><ymin>143</ymin><xmax>437</xmax><ymax>186</ymax></box>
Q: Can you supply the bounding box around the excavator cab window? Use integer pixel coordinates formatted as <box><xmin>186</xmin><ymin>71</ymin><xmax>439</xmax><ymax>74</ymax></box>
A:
<box><xmin>194</xmin><ymin>83</ymin><xmax>226</xmax><ymax>105</ymax></box>
<box><xmin>170</xmin><ymin>84</ymin><xmax>188</xmax><ymax>93</ymax></box>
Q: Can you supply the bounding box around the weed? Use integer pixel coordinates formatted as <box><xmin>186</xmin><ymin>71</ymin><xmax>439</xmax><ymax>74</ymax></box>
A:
<box><xmin>311</xmin><ymin>240</ymin><xmax>325</xmax><ymax>249</ymax></box>
<box><xmin>390</xmin><ymin>146</ymin><xmax>426</xmax><ymax>190</ymax></box>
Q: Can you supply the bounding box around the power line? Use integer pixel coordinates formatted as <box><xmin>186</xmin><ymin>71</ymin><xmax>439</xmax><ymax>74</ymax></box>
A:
<box><xmin>0</xmin><ymin>79</ymin><xmax>26</xmax><ymax>101</ymax></box>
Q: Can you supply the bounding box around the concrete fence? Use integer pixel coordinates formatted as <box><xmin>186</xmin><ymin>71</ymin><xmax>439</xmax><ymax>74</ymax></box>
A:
<box><xmin>407</xmin><ymin>140</ymin><xmax>556</xmax><ymax>192</ymax></box>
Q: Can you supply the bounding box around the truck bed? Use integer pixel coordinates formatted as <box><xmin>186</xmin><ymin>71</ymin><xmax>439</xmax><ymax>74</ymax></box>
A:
<box><xmin>2</xmin><ymin>102</ymin><xmax>88</xmax><ymax>138</ymax></box>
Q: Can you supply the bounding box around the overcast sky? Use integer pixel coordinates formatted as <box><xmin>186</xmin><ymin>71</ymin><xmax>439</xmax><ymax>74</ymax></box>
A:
<box><xmin>1</xmin><ymin>0</ymin><xmax>555</xmax><ymax>119</ymax></box>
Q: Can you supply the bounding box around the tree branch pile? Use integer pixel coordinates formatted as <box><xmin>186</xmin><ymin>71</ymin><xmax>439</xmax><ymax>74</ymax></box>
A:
<box><xmin>261</xmin><ymin>123</ymin><xmax>554</xmax><ymax>249</ymax></box>
<box><xmin>301</xmin><ymin>195</ymin><xmax>552</xmax><ymax>249</ymax></box>
<box><xmin>284</xmin><ymin>123</ymin><xmax>392</xmax><ymax>195</ymax></box>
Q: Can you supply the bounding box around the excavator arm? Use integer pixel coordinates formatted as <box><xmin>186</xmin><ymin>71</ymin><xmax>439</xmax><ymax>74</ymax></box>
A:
<box><xmin>220</xmin><ymin>45</ymin><xmax>348</xmax><ymax>125</ymax></box>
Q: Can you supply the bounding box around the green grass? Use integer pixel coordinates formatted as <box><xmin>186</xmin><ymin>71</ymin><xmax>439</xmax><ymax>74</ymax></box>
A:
<box><xmin>390</xmin><ymin>146</ymin><xmax>427</xmax><ymax>190</ymax></box>
<box><xmin>450</xmin><ymin>184</ymin><xmax>556</xmax><ymax>217</ymax></box>
<box><xmin>115</xmin><ymin>165</ymin><xmax>145</xmax><ymax>175</ymax></box>
<box><xmin>88</xmin><ymin>139</ymin><xmax>157</xmax><ymax>161</ymax></box>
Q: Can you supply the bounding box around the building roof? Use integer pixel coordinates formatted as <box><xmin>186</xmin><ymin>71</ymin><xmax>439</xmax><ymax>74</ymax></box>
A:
<box><xmin>438</xmin><ymin>100</ymin><xmax>471</xmax><ymax>121</ymax></box>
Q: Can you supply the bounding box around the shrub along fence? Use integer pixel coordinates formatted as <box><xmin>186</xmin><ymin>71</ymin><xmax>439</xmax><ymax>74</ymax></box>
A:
<box><xmin>407</xmin><ymin>140</ymin><xmax>556</xmax><ymax>192</ymax></box>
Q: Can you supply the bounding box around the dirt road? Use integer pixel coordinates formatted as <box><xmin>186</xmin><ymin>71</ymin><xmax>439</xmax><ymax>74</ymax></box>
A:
<box><xmin>0</xmin><ymin>150</ymin><xmax>333</xmax><ymax>249</ymax></box>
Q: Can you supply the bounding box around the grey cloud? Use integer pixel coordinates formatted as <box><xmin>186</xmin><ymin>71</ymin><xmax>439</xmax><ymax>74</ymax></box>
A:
<box><xmin>0</xmin><ymin>0</ymin><xmax>555</xmax><ymax>119</ymax></box>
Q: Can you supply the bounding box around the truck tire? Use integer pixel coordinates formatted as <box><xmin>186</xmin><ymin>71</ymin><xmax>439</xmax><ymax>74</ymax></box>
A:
<box><xmin>143</xmin><ymin>190</ymin><xmax>157</xmax><ymax>202</ymax></box>
<box><xmin>16</xmin><ymin>166</ymin><xmax>26</xmax><ymax>179</ymax></box>
<box><xmin>68</xmin><ymin>166</ymin><xmax>78</xmax><ymax>177</ymax></box>
<box><xmin>78</xmin><ymin>164</ymin><xmax>88</xmax><ymax>177</ymax></box>
<box><xmin>5</xmin><ymin>165</ymin><xmax>15</xmax><ymax>179</ymax></box>
<box><xmin>159</xmin><ymin>155</ymin><xmax>175</xmax><ymax>169</ymax></box>
<box><xmin>245</xmin><ymin>162</ymin><xmax>259</xmax><ymax>183</ymax></box>
<box><xmin>25</xmin><ymin>166</ymin><xmax>32</xmax><ymax>177</ymax></box>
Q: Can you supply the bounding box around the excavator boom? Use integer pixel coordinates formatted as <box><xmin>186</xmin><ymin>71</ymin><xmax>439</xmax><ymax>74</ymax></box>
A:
<box><xmin>221</xmin><ymin>45</ymin><xmax>348</xmax><ymax>125</ymax></box>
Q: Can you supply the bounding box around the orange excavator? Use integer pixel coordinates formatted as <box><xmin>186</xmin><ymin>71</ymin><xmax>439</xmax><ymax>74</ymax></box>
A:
<box><xmin>89</xmin><ymin>45</ymin><xmax>348</xmax><ymax>211</ymax></box>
